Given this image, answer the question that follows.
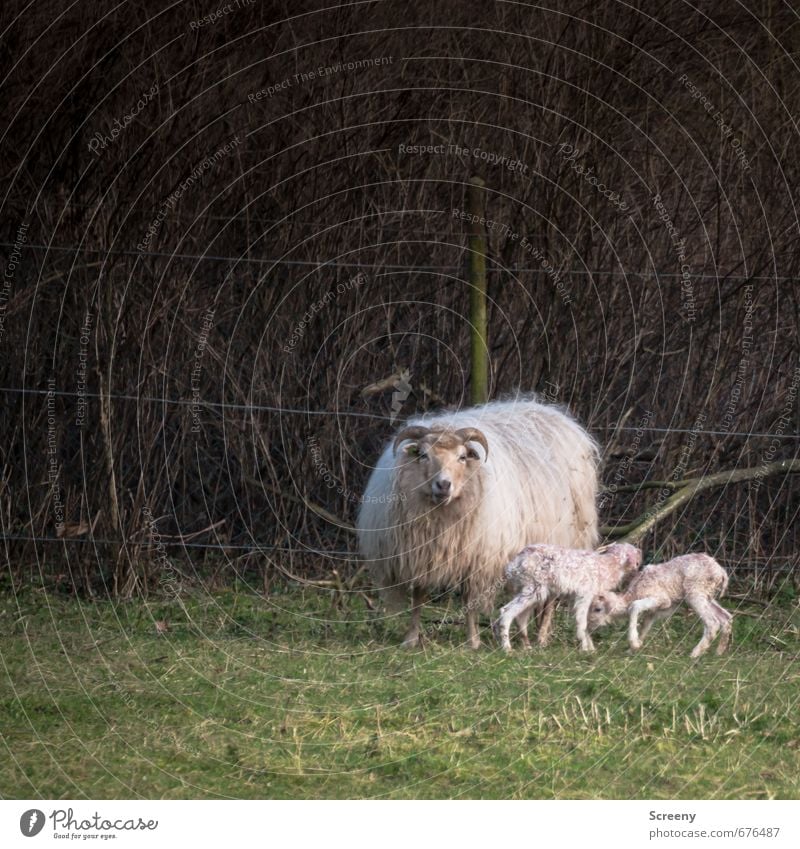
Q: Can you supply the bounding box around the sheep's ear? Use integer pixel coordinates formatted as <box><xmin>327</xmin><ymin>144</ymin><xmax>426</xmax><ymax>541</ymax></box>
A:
<box><xmin>403</xmin><ymin>443</ymin><xmax>420</xmax><ymax>457</ymax></box>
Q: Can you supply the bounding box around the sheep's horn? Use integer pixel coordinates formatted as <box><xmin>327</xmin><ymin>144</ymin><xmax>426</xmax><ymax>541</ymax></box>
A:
<box><xmin>455</xmin><ymin>427</ymin><xmax>489</xmax><ymax>460</ymax></box>
<box><xmin>393</xmin><ymin>426</ymin><xmax>431</xmax><ymax>455</ymax></box>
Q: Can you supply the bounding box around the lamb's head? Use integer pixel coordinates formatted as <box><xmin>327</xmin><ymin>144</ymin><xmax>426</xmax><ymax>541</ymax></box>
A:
<box><xmin>393</xmin><ymin>425</ymin><xmax>488</xmax><ymax>508</ymax></box>
<box><xmin>587</xmin><ymin>591</ymin><xmax>628</xmax><ymax>631</ymax></box>
<box><xmin>604</xmin><ymin>542</ymin><xmax>643</xmax><ymax>576</ymax></box>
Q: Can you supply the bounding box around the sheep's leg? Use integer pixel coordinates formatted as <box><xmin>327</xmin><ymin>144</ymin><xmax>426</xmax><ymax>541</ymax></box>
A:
<box><xmin>711</xmin><ymin>601</ymin><xmax>733</xmax><ymax>654</ymax></box>
<box><xmin>536</xmin><ymin>599</ymin><xmax>557</xmax><ymax>647</ymax></box>
<box><xmin>686</xmin><ymin>594</ymin><xmax>720</xmax><ymax>658</ymax></box>
<box><xmin>574</xmin><ymin>594</ymin><xmax>595</xmax><ymax>652</ymax></box>
<box><xmin>628</xmin><ymin>597</ymin><xmax>667</xmax><ymax>650</ymax></box>
<box><xmin>402</xmin><ymin>585</ymin><xmax>428</xmax><ymax>648</ymax></box>
<box><xmin>464</xmin><ymin>605</ymin><xmax>482</xmax><ymax>650</ymax></box>
<box><xmin>493</xmin><ymin>591</ymin><xmax>538</xmax><ymax>653</ymax></box>
<box><xmin>515</xmin><ymin>605</ymin><xmax>534</xmax><ymax>649</ymax></box>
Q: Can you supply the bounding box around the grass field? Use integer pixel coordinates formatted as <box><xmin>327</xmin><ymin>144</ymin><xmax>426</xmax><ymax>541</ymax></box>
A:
<box><xmin>1</xmin><ymin>582</ymin><xmax>799</xmax><ymax>799</ymax></box>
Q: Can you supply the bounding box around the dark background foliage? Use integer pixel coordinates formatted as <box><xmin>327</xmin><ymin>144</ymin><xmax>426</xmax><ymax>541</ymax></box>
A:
<box><xmin>1</xmin><ymin>0</ymin><xmax>798</xmax><ymax>596</ymax></box>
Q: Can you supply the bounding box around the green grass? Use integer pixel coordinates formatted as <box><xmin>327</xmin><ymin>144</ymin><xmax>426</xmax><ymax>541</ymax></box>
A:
<box><xmin>1</xmin><ymin>583</ymin><xmax>799</xmax><ymax>799</ymax></box>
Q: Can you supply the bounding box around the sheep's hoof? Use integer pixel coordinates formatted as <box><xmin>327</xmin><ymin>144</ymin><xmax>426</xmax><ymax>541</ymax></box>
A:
<box><xmin>629</xmin><ymin>642</ymin><xmax>642</xmax><ymax>652</ymax></box>
<box><xmin>401</xmin><ymin>636</ymin><xmax>422</xmax><ymax>650</ymax></box>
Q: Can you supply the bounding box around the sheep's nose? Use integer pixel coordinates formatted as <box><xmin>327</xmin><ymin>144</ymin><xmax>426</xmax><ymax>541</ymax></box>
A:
<box><xmin>433</xmin><ymin>479</ymin><xmax>451</xmax><ymax>496</ymax></box>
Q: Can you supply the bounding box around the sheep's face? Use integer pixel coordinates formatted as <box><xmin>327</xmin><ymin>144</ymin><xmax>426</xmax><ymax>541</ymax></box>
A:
<box><xmin>394</xmin><ymin>428</ymin><xmax>488</xmax><ymax>508</ymax></box>
<box><xmin>587</xmin><ymin>592</ymin><xmax>624</xmax><ymax>631</ymax></box>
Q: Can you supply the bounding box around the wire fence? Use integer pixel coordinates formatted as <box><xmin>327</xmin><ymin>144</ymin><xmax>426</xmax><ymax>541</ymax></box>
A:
<box><xmin>1</xmin><ymin>532</ymin><xmax>794</xmax><ymax>575</ymax></box>
<box><xmin>0</xmin><ymin>240</ymin><xmax>791</xmax><ymax>280</ymax></box>
<box><xmin>0</xmin><ymin>532</ymin><xmax>353</xmax><ymax>556</ymax></box>
<box><xmin>1</xmin><ymin>384</ymin><xmax>797</xmax><ymax>440</ymax></box>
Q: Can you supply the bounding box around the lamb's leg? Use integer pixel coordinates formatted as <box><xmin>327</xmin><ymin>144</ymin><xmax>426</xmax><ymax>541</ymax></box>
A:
<box><xmin>574</xmin><ymin>594</ymin><xmax>595</xmax><ymax>652</ymax></box>
<box><xmin>493</xmin><ymin>590</ymin><xmax>538</xmax><ymax>653</ymax></box>
<box><xmin>628</xmin><ymin>597</ymin><xmax>668</xmax><ymax>650</ymax></box>
<box><xmin>637</xmin><ymin>612</ymin><xmax>656</xmax><ymax>642</ymax></box>
<box><xmin>686</xmin><ymin>594</ymin><xmax>720</xmax><ymax>658</ymax></box>
<box><xmin>402</xmin><ymin>585</ymin><xmax>428</xmax><ymax>648</ymax></box>
<box><xmin>711</xmin><ymin>600</ymin><xmax>733</xmax><ymax>655</ymax></box>
<box><xmin>536</xmin><ymin>598</ymin><xmax>557</xmax><ymax>647</ymax></box>
<box><xmin>639</xmin><ymin>605</ymin><xmax>677</xmax><ymax>641</ymax></box>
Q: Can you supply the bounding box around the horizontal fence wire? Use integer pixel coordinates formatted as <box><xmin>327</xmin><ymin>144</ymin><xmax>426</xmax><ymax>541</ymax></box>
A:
<box><xmin>0</xmin><ymin>533</ymin><xmax>352</xmax><ymax>556</ymax></box>
<box><xmin>0</xmin><ymin>533</ymin><xmax>794</xmax><ymax>573</ymax></box>
<box><xmin>0</xmin><ymin>240</ymin><xmax>790</xmax><ymax>279</ymax></box>
<box><xmin>1</xmin><ymin>384</ymin><xmax>798</xmax><ymax>439</ymax></box>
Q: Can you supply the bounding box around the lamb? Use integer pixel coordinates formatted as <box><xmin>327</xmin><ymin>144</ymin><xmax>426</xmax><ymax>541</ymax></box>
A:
<box><xmin>492</xmin><ymin>542</ymin><xmax>642</xmax><ymax>652</ymax></box>
<box><xmin>587</xmin><ymin>553</ymin><xmax>732</xmax><ymax>657</ymax></box>
<box><xmin>357</xmin><ymin>397</ymin><xmax>600</xmax><ymax>649</ymax></box>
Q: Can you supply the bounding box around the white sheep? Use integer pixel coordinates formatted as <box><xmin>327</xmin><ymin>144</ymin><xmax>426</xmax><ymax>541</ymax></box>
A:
<box><xmin>357</xmin><ymin>396</ymin><xmax>600</xmax><ymax>649</ymax></box>
<box><xmin>587</xmin><ymin>553</ymin><xmax>733</xmax><ymax>657</ymax></box>
<box><xmin>493</xmin><ymin>542</ymin><xmax>642</xmax><ymax>652</ymax></box>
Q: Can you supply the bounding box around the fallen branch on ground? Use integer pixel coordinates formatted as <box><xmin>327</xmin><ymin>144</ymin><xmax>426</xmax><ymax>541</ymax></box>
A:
<box><xmin>602</xmin><ymin>459</ymin><xmax>800</xmax><ymax>544</ymax></box>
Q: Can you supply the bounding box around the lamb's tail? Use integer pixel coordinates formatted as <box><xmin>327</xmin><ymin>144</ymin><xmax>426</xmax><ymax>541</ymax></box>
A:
<box><xmin>711</xmin><ymin>564</ymin><xmax>732</xmax><ymax>626</ymax></box>
<box><xmin>718</xmin><ymin>566</ymin><xmax>730</xmax><ymax>599</ymax></box>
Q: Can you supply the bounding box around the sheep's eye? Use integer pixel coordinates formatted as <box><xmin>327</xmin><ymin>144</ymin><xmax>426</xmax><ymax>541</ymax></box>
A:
<box><xmin>458</xmin><ymin>454</ymin><xmax>467</xmax><ymax>463</ymax></box>
<box><xmin>593</xmin><ymin>607</ymin><xmax>603</xmax><ymax>613</ymax></box>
